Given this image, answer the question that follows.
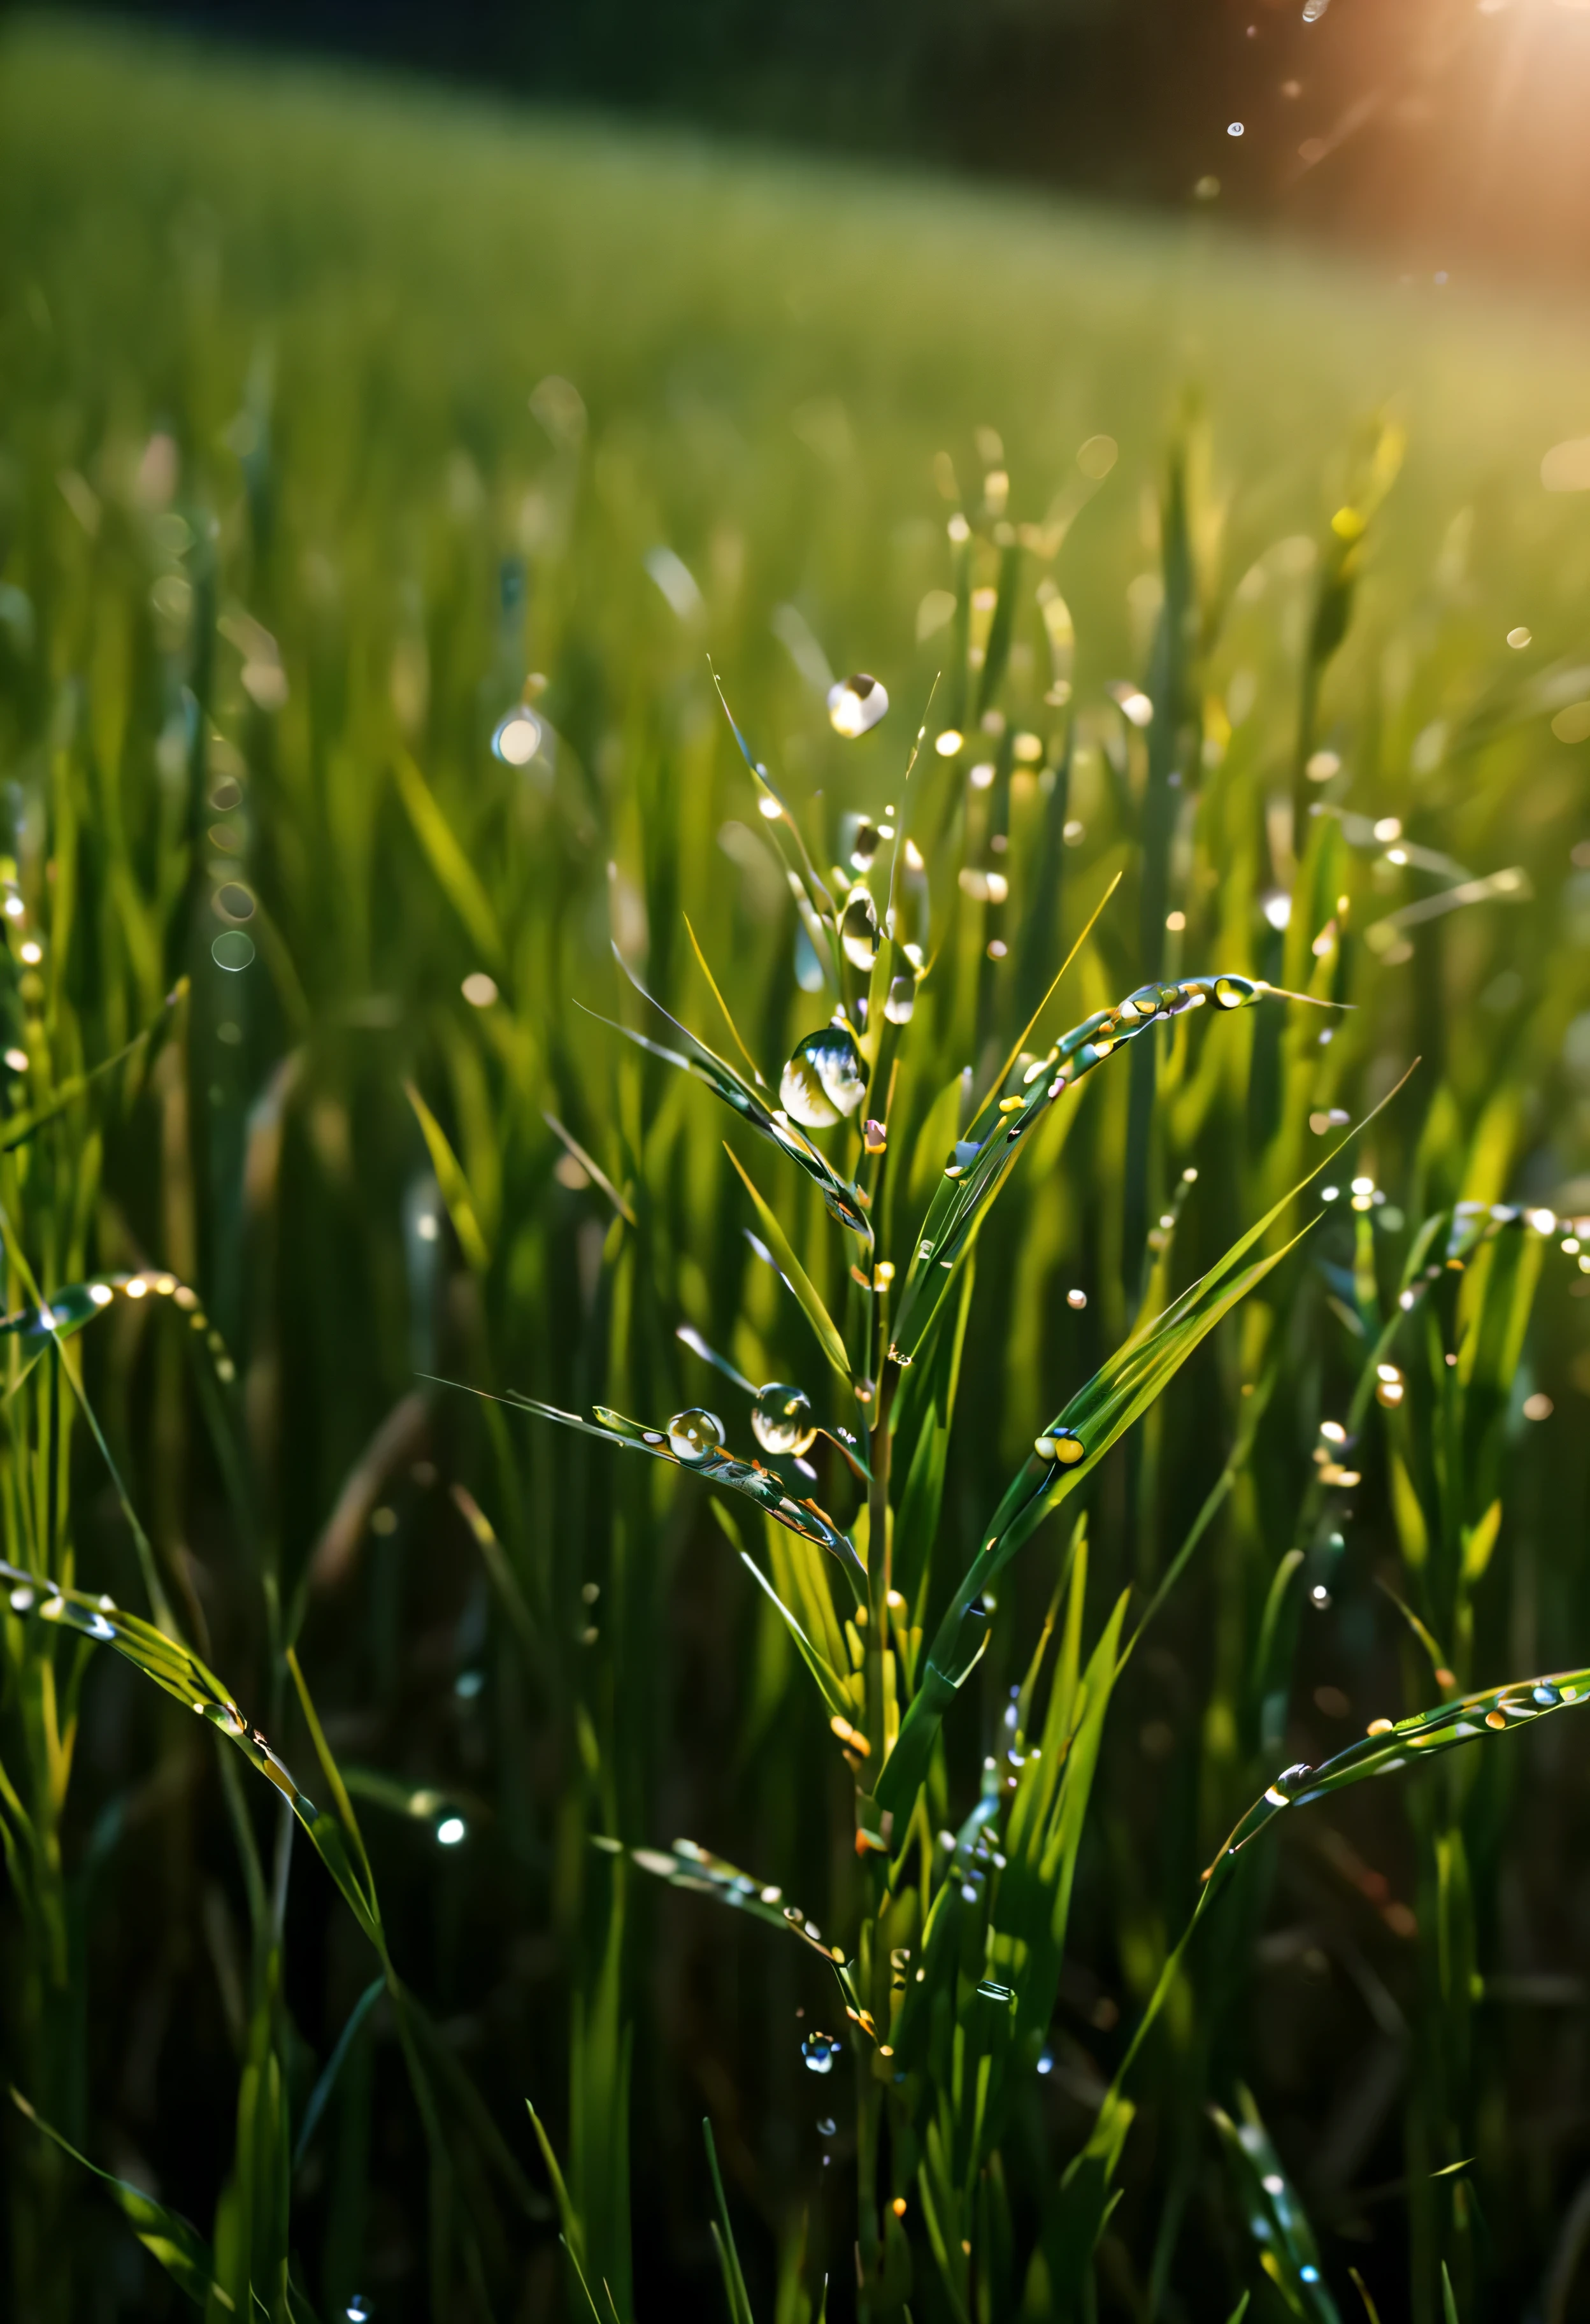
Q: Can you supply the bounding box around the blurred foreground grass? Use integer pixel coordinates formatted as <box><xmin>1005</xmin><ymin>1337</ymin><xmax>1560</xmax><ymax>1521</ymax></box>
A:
<box><xmin>5</xmin><ymin>15</ymin><xmax>1590</xmax><ymax>2323</ymax></box>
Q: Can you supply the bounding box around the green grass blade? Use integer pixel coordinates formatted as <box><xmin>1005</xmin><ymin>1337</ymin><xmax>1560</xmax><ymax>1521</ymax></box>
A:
<box><xmin>292</xmin><ymin>1976</ymin><xmax>383</xmax><ymax>2169</ymax></box>
<box><xmin>441</xmin><ymin>1377</ymin><xmax>866</xmax><ymax>1589</ymax></box>
<box><xmin>11</xmin><ymin>2086</ymin><xmax>229</xmax><ymax>2309</ymax></box>
<box><xmin>722</xmin><ymin>1146</ymin><xmax>855</xmax><ymax>1392</ymax></box>
<box><xmin>703</xmin><ymin>2118</ymin><xmax>757</xmax><ymax>2324</ymax></box>
<box><xmin>1208</xmin><ymin>2088</ymin><xmax>1340</xmax><ymax>2323</ymax></box>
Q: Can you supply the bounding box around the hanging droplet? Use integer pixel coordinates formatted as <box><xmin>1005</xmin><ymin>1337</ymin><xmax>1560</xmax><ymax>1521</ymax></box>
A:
<box><xmin>491</xmin><ymin>706</ymin><xmax>543</xmax><ymax>766</ymax></box>
<box><xmin>801</xmin><ymin>2031</ymin><xmax>840</xmax><ymax>2074</ymax></box>
<box><xmin>827</xmin><ymin>674</ymin><xmax>889</xmax><ymax>738</ymax></box>
<box><xmin>840</xmin><ymin>886</ymin><xmax>880</xmax><ymax>970</ymax></box>
<box><xmin>780</xmin><ymin>1026</ymin><xmax>867</xmax><ymax>1128</ymax></box>
<box><xmin>884</xmin><ymin>975</ymin><xmax>916</xmax><ymax>1024</ymax></box>
<box><xmin>1375</xmin><ymin>1361</ymin><xmax>1405</xmax><ymax>1409</ymax></box>
<box><xmin>751</xmin><ymin>1384</ymin><xmax>817</xmax><ymax>1458</ymax></box>
<box><xmin>1214</xmin><ymin>975</ymin><xmax>1254</xmax><ymax>1010</ymax></box>
<box><xmin>1034</xmin><ymin>1430</ymin><xmax>1085</xmax><ymax>1466</ymax></box>
<box><xmin>849</xmin><ymin>818</ymin><xmax>882</xmax><ymax>870</ymax></box>
<box><xmin>667</xmin><ymin>1408</ymin><xmax>724</xmax><ymax>1462</ymax></box>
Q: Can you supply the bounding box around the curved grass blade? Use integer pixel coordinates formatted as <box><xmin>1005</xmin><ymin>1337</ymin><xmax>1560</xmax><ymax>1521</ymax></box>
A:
<box><xmin>591</xmin><ymin>945</ymin><xmax>868</xmax><ymax>1237</ymax></box>
<box><xmin>877</xmin><ymin>1069</ymin><xmax>1416</xmax><ymax>1828</ymax></box>
<box><xmin>888</xmin><ymin>973</ymin><xmax>1275</xmax><ymax>1374</ymax></box>
<box><xmin>437</xmin><ymin>1378</ymin><xmax>866</xmax><ymax>1592</ymax></box>
<box><xmin>876</xmin><ymin>1229</ymin><xmax>1300</xmax><ymax>1827</ymax></box>
<box><xmin>1209</xmin><ymin>2088</ymin><xmax>1340</xmax><ymax>2323</ymax></box>
<box><xmin>0</xmin><ymin>1555</ymin><xmax>382</xmax><ymax>1946</ymax></box>
<box><xmin>1051</xmin><ymin>1649</ymin><xmax>1589</xmax><ymax>2312</ymax></box>
<box><xmin>601</xmin><ymin>1833</ymin><xmax>856</xmax><ymax>1998</ymax></box>
<box><xmin>292</xmin><ymin>1975</ymin><xmax>383</xmax><ymax>2169</ymax></box>
<box><xmin>684</xmin><ymin>912</ymin><xmax>767</xmax><ymax>1089</ymax></box>
<box><xmin>11</xmin><ymin>2086</ymin><xmax>230</xmax><ymax>2309</ymax></box>
<box><xmin>405</xmin><ymin>1081</ymin><xmax>491</xmax><ymax>1270</ymax></box>
<box><xmin>722</xmin><ymin>1145</ymin><xmax>854</xmax><ymax>1393</ymax></box>
<box><xmin>712</xmin><ymin>669</ymin><xmax>840</xmax><ymax>942</ymax></box>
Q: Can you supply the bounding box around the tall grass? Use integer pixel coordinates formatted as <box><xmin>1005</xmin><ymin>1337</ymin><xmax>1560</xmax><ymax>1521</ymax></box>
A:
<box><xmin>3</xmin><ymin>17</ymin><xmax>1590</xmax><ymax>2321</ymax></box>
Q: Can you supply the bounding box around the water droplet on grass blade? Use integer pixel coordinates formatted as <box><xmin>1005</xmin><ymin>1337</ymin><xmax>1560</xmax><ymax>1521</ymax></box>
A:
<box><xmin>840</xmin><ymin>886</ymin><xmax>880</xmax><ymax>969</ymax></box>
<box><xmin>827</xmin><ymin>673</ymin><xmax>887</xmax><ymax>737</ymax></box>
<box><xmin>977</xmin><ymin>1979</ymin><xmax>1014</xmax><ymax>2002</ymax></box>
<box><xmin>211</xmin><ymin>929</ymin><xmax>254</xmax><ymax>972</ymax></box>
<box><xmin>802</xmin><ymin>2032</ymin><xmax>840</xmax><ymax>2073</ymax></box>
<box><xmin>667</xmin><ymin>1409</ymin><xmax>725</xmax><ymax>1462</ymax></box>
<box><xmin>780</xmin><ymin>1026</ymin><xmax>866</xmax><ymax>1127</ymax></box>
<box><xmin>1035</xmin><ymin>1431</ymin><xmax>1085</xmax><ymax>1466</ymax></box>
<box><xmin>751</xmin><ymin>1384</ymin><xmax>817</xmax><ymax>1456</ymax></box>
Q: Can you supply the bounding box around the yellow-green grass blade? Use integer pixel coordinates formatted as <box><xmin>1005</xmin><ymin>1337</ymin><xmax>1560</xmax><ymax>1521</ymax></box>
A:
<box><xmin>723</xmin><ymin>1145</ymin><xmax>854</xmax><ymax>1393</ymax></box>
<box><xmin>405</xmin><ymin>1081</ymin><xmax>491</xmax><ymax>1272</ymax></box>
<box><xmin>392</xmin><ymin>748</ymin><xmax>503</xmax><ymax>968</ymax></box>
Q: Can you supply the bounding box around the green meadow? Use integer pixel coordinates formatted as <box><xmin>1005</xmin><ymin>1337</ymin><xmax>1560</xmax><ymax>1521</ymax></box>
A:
<box><xmin>4</xmin><ymin>16</ymin><xmax>1590</xmax><ymax>2321</ymax></box>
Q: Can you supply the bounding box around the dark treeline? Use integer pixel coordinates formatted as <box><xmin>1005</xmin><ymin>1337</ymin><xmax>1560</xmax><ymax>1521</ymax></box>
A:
<box><xmin>30</xmin><ymin>0</ymin><xmax>1590</xmax><ymax>282</ymax></box>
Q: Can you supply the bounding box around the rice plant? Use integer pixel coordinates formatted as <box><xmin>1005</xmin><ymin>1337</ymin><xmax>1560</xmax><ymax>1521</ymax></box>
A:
<box><xmin>3</xmin><ymin>17</ymin><xmax>1590</xmax><ymax>2324</ymax></box>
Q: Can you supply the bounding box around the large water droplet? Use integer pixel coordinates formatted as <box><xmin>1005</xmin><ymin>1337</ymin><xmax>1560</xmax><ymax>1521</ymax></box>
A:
<box><xmin>751</xmin><ymin>1384</ymin><xmax>817</xmax><ymax>1457</ymax></box>
<box><xmin>884</xmin><ymin>974</ymin><xmax>916</xmax><ymax>1024</ymax></box>
<box><xmin>492</xmin><ymin>707</ymin><xmax>543</xmax><ymax>766</ymax></box>
<box><xmin>667</xmin><ymin>1408</ymin><xmax>724</xmax><ymax>1462</ymax></box>
<box><xmin>801</xmin><ymin>2031</ymin><xmax>840</xmax><ymax>2074</ymax></box>
<box><xmin>780</xmin><ymin>1026</ymin><xmax>867</xmax><ymax>1128</ymax></box>
<box><xmin>841</xmin><ymin>886</ymin><xmax>880</xmax><ymax>970</ymax></box>
<box><xmin>827</xmin><ymin>674</ymin><xmax>888</xmax><ymax>738</ymax></box>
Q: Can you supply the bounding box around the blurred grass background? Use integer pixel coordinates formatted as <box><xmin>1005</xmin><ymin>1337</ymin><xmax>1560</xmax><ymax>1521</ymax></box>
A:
<box><xmin>6</xmin><ymin>12</ymin><xmax>1590</xmax><ymax>2320</ymax></box>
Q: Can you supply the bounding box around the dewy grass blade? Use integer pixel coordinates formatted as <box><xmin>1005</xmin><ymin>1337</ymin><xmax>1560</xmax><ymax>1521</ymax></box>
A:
<box><xmin>889</xmin><ymin>973</ymin><xmax>1277</xmax><ymax>1374</ymax></box>
<box><xmin>1208</xmin><ymin>2088</ymin><xmax>1340</xmax><ymax>2324</ymax></box>
<box><xmin>594</xmin><ymin>944</ymin><xmax>869</xmax><ymax>1237</ymax></box>
<box><xmin>878</xmin><ymin>1071</ymin><xmax>1417</xmax><ymax>1828</ymax></box>
<box><xmin>433</xmin><ymin>1375</ymin><xmax>866</xmax><ymax>1592</ymax></box>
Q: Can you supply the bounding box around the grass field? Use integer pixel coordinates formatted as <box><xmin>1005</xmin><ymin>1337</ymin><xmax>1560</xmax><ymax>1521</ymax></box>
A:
<box><xmin>5</xmin><ymin>15</ymin><xmax>1590</xmax><ymax>2322</ymax></box>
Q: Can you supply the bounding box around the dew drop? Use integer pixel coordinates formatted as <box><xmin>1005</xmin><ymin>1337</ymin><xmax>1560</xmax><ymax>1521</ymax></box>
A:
<box><xmin>751</xmin><ymin>1384</ymin><xmax>817</xmax><ymax>1457</ymax></box>
<box><xmin>1033</xmin><ymin>1430</ymin><xmax>1085</xmax><ymax>1466</ymax></box>
<box><xmin>9</xmin><ymin>1585</ymin><xmax>34</xmax><ymax>1613</ymax></box>
<box><xmin>816</xmin><ymin>2114</ymin><xmax>837</xmax><ymax>2137</ymax></box>
<box><xmin>780</xmin><ymin>1026</ymin><xmax>867</xmax><ymax>1128</ymax></box>
<box><xmin>840</xmin><ymin>886</ymin><xmax>880</xmax><ymax>970</ymax></box>
<box><xmin>884</xmin><ymin>974</ymin><xmax>917</xmax><ymax>1024</ymax></box>
<box><xmin>801</xmin><ymin>2032</ymin><xmax>840</xmax><ymax>2074</ymax></box>
<box><xmin>827</xmin><ymin>673</ymin><xmax>889</xmax><ymax>738</ymax></box>
<box><xmin>667</xmin><ymin>1409</ymin><xmax>725</xmax><ymax>1463</ymax></box>
<box><xmin>492</xmin><ymin>707</ymin><xmax>543</xmax><ymax>766</ymax></box>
